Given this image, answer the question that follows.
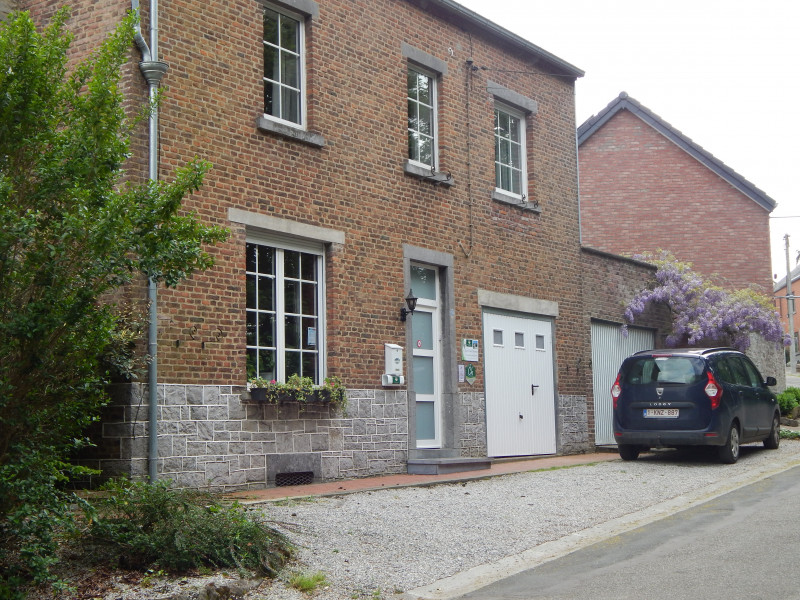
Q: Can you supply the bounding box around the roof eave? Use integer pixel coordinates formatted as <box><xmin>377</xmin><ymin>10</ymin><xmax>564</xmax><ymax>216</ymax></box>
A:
<box><xmin>578</xmin><ymin>93</ymin><xmax>777</xmax><ymax>213</ymax></box>
<box><xmin>408</xmin><ymin>0</ymin><xmax>584</xmax><ymax>79</ymax></box>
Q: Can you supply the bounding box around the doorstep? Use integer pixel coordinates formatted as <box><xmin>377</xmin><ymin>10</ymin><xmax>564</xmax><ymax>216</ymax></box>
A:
<box><xmin>406</xmin><ymin>456</ymin><xmax>492</xmax><ymax>475</ymax></box>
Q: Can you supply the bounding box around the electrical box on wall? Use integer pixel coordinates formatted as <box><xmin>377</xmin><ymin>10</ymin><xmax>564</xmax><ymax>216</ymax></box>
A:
<box><xmin>382</xmin><ymin>343</ymin><xmax>404</xmax><ymax>386</ymax></box>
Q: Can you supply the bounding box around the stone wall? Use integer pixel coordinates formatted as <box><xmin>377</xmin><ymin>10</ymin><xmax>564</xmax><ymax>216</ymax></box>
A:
<box><xmin>457</xmin><ymin>391</ymin><xmax>487</xmax><ymax>458</ymax></box>
<box><xmin>79</xmin><ymin>384</ymin><xmax>409</xmax><ymax>491</ymax></box>
<box><xmin>559</xmin><ymin>394</ymin><xmax>591</xmax><ymax>453</ymax></box>
<box><xmin>746</xmin><ymin>334</ymin><xmax>786</xmax><ymax>392</ymax></box>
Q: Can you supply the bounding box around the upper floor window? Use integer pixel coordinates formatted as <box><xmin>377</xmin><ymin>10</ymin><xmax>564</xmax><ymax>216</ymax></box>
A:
<box><xmin>407</xmin><ymin>67</ymin><xmax>437</xmax><ymax>169</ymax></box>
<box><xmin>263</xmin><ymin>5</ymin><xmax>304</xmax><ymax>126</ymax></box>
<box><xmin>494</xmin><ymin>104</ymin><xmax>525</xmax><ymax>198</ymax></box>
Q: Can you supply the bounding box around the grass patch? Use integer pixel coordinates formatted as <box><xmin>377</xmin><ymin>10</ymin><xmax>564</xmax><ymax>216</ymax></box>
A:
<box><xmin>780</xmin><ymin>429</ymin><xmax>800</xmax><ymax>440</ymax></box>
<box><xmin>529</xmin><ymin>462</ymin><xmax>601</xmax><ymax>474</ymax></box>
<box><xmin>289</xmin><ymin>570</ymin><xmax>327</xmax><ymax>593</ymax></box>
<box><xmin>271</xmin><ymin>496</ymin><xmax>318</xmax><ymax>507</ymax></box>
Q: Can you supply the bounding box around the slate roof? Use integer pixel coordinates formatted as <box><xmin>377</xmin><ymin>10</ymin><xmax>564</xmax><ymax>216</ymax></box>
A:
<box><xmin>577</xmin><ymin>92</ymin><xmax>776</xmax><ymax>213</ymax></box>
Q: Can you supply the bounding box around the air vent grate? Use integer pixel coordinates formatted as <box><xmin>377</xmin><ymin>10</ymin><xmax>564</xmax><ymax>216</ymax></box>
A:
<box><xmin>275</xmin><ymin>471</ymin><xmax>314</xmax><ymax>487</ymax></box>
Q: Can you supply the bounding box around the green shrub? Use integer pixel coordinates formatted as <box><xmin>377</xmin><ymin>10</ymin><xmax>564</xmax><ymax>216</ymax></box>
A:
<box><xmin>84</xmin><ymin>479</ymin><xmax>293</xmax><ymax>576</ymax></box>
<box><xmin>777</xmin><ymin>392</ymin><xmax>797</xmax><ymax>416</ymax></box>
<box><xmin>778</xmin><ymin>387</ymin><xmax>800</xmax><ymax>416</ymax></box>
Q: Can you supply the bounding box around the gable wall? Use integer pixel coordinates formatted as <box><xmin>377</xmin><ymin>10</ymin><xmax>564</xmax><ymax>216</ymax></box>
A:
<box><xmin>579</xmin><ymin>109</ymin><xmax>772</xmax><ymax>292</ymax></box>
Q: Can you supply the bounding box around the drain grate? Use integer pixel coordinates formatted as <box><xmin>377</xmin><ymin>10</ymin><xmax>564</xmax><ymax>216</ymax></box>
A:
<box><xmin>275</xmin><ymin>471</ymin><xmax>314</xmax><ymax>487</ymax></box>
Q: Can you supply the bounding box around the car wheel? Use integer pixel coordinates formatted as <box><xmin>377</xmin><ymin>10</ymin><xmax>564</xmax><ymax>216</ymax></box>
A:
<box><xmin>718</xmin><ymin>423</ymin><xmax>740</xmax><ymax>464</ymax></box>
<box><xmin>763</xmin><ymin>414</ymin><xmax>780</xmax><ymax>449</ymax></box>
<box><xmin>618</xmin><ymin>444</ymin><xmax>640</xmax><ymax>461</ymax></box>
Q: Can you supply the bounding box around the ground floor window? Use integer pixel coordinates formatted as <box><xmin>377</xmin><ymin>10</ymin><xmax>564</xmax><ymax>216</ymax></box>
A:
<box><xmin>246</xmin><ymin>239</ymin><xmax>324</xmax><ymax>383</ymax></box>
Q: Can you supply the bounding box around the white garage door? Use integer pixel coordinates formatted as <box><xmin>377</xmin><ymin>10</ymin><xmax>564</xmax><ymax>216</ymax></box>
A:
<box><xmin>484</xmin><ymin>311</ymin><xmax>556</xmax><ymax>457</ymax></box>
<box><xmin>591</xmin><ymin>321</ymin><xmax>654</xmax><ymax>445</ymax></box>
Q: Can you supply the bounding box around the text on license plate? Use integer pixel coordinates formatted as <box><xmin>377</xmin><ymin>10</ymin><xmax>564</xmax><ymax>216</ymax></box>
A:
<box><xmin>643</xmin><ymin>408</ymin><xmax>679</xmax><ymax>418</ymax></box>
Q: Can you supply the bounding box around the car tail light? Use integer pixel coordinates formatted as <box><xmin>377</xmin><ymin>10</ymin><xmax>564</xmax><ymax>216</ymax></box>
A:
<box><xmin>611</xmin><ymin>373</ymin><xmax>622</xmax><ymax>409</ymax></box>
<box><xmin>704</xmin><ymin>371</ymin><xmax>723</xmax><ymax>409</ymax></box>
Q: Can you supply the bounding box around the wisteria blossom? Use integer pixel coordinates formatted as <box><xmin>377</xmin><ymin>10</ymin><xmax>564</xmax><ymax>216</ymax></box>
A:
<box><xmin>624</xmin><ymin>252</ymin><xmax>789</xmax><ymax>351</ymax></box>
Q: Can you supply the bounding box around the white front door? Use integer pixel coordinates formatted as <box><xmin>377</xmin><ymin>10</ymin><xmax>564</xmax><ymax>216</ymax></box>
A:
<box><xmin>411</xmin><ymin>265</ymin><xmax>441</xmax><ymax>448</ymax></box>
<box><xmin>483</xmin><ymin>312</ymin><xmax>556</xmax><ymax>457</ymax></box>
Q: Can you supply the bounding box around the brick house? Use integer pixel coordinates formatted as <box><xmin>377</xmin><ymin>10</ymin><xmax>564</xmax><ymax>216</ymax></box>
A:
<box><xmin>14</xmin><ymin>0</ymin><xmax>622</xmax><ymax>489</ymax></box>
<box><xmin>578</xmin><ymin>92</ymin><xmax>776</xmax><ymax>293</ymax></box>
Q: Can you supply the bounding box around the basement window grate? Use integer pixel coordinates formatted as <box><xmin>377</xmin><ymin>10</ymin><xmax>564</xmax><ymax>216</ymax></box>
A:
<box><xmin>275</xmin><ymin>471</ymin><xmax>314</xmax><ymax>487</ymax></box>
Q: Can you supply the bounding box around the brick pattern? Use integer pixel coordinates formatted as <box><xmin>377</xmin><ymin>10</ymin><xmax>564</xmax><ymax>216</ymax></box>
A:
<box><xmin>579</xmin><ymin>109</ymin><xmax>772</xmax><ymax>292</ymax></box>
<box><xmin>26</xmin><ymin>0</ymin><xmax>592</xmax><ymax>485</ymax></box>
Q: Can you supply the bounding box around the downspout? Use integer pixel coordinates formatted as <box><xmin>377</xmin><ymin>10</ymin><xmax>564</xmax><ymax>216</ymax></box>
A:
<box><xmin>132</xmin><ymin>0</ymin><xmax>168</xmax><ymax>482</ymax></box>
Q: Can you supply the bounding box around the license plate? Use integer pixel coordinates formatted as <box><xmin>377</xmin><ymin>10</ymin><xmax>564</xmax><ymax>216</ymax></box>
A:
<box><xmin>644</xmin><ymin>408</ymin><xmax>679</xmax><ymax>418</ymax></box>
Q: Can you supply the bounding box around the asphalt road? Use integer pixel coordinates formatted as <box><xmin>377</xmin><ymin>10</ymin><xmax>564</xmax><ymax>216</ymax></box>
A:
<box><xmin>455</xmin><ymin>464</ymin><xmax>800</xmax><ymax>600</ymax></box>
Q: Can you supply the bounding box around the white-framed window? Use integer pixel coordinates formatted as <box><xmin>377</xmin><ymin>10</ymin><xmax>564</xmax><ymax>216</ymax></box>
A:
<box><xmin>263</xmin><ymin>4</ymin><xmax>305</xmax><ymax>127</ymax></box>
<box><xmin>246</xmin><ymin>238</ymin><xmax>324</xmax><ymax>383</ymax></box>
<box><xmin>407</xmin><ymin>66</ymin><xmax>437</xmax><ymax>169</ymax></box>
<box><xmin>494</xmin><ymin>103</ymin><xmax>526</xmax><ymax>198</ymax></box>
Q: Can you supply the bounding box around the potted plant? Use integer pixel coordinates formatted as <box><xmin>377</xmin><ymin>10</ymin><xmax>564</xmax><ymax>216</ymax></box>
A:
<box><xmin>317</xmin><ymin>375</ymin><xmax>347</xmax><ymax>412</ymax></box>
<box><xmin>247</xmin><ymin>376</ymin><xmax>275</xmax><ymax>403</ymax></box>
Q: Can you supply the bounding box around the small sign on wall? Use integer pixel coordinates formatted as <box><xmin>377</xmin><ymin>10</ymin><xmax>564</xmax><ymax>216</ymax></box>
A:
<box><xmin>462</xmin><ymin>339</ymin><xmax>479</xmax><ymax>362</ymax></box>
<box><xmin>465</xmin><ymin>364</ymin><xmax>477</xmax><ymax>385</ymax></box>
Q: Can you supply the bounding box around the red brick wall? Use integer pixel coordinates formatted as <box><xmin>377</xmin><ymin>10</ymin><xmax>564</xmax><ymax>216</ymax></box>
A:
<box><xmin>581</xmin><ymin>247</ymin><xmax>672</xmax><ymax>436</ymax></box>
<box><xmin>20</xmin><ymin>0</ymin><xmax>585</xmax><ymax>397</ymax></box>
<box><xmin>579</xmin><ymin>109</ymin><xmax>772</xmax><ymax>292</ymax></box>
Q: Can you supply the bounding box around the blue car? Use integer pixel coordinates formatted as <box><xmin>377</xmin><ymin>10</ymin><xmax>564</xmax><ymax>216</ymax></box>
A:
<box><xmin>612</xmin><ymin>348</ymin><xmax>780</xmax><ymax>463</ymax></box>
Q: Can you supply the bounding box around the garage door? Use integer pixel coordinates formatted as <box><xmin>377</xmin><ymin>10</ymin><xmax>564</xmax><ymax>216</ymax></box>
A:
<box><xmin>591</xmin><ymin>321</ymin><xmax>654</xmax><ymax>445</ymax></box>
<box><xmin>484</xmin><ymin>311</ymin><xmax>556</xmax><ymax>457</ymax></box>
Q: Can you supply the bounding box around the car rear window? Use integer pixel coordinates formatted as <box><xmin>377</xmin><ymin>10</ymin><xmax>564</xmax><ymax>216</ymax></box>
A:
<box><xmin>623</xmin><ymin>356</ymin><xmax>705</xmax><ymax>385</ymax></box>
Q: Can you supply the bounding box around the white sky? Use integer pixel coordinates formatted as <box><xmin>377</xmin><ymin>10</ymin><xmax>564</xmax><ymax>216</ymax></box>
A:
<box><xmin>457</xmin><ymin>0</ymin><xmax>799</xmax><ymax>282</ymax></box>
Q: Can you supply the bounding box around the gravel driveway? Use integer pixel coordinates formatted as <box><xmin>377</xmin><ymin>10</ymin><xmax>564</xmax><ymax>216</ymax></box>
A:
<box><xmin>251</xmin><ymin>441</ymin><xmax>800</xmax><ymax>600</ymax></box>
<box><xmin>77</xmin><ymin>441</ymin><xmax>800</xmax><ymax>600</ymax></box>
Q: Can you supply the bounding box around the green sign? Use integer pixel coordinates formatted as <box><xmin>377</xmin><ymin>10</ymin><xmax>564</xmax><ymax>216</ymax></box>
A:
<box><xmin>465</xmin><ymin>364</ymin><xmax>477</xmax><ymax>385</ymax></box>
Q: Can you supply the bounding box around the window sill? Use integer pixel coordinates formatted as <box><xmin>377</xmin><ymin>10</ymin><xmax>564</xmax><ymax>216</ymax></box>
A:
<box><xmin>404</xmin><ymin>160</ymin><xmax>455</xmax><ymax>187</ymax></box>
<box><xmin>257</xmin><ymin>116</ymin><xmax>325</xmax><ymax>148</ymax></box>
<box><xmin>492</xmin><ymin>189</ymin><xmax>540</xmax><ymax>213</ymax></box>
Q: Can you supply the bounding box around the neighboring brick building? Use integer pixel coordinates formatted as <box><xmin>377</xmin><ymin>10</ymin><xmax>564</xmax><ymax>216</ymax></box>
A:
<box><xmin>18</xmin><ymin>0</ymin><xmax>613</xmax><ymax>489</ymax></box>
<box><xmin>578</xmin><ymin>92</ymin><xmax>776</xmax><ymax>293</ymax></box>
<box><xmin>774</xmin><ymin>264</ymin><xmax>800</xmax><ymax>361</ymax></box>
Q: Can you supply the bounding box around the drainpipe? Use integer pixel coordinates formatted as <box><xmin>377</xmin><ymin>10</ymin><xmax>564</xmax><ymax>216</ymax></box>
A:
<box><xmin>786</xmin><ymin>235</ymin><xmax>796</xmax><ymax>371</ymax></box>
<box><xmin>132</xmin><ymin>0</ymin><xmax>168</xmax><ymax>482</ymax></box>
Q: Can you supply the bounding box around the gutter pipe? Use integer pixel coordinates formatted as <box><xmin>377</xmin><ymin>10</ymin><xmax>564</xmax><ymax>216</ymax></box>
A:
<box><xmin>131</xmin><ymin>0</ymin><xmax>168</xmax><ymax>482</ymax></box>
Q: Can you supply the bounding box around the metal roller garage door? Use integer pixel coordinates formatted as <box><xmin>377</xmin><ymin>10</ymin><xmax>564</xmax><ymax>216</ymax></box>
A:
<box><xmin>591</xmin><ymin>321</ymin><xmax>654</xmax><ymax>445</ymax></box>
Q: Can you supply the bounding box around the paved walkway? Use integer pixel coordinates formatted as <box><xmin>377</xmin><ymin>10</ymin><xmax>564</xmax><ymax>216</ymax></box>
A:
<box><xmin>226</xmin><ymin>367</ymin><xmax>799</xmax><ymax>505</ymax></box>
<box><xmin>227</xmin><ymin>451</ymin><xmax>620</xmax><ymax>503</ymax></box>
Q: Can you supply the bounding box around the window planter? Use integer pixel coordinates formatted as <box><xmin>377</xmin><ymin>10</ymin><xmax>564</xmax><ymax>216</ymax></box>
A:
<box><xmin>247</xmin><ymin>374</ymin><xmax>347</xmax><ymax>413</ymax></box>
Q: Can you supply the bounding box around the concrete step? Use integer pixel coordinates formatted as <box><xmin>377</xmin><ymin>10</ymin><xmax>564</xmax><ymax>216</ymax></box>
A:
<box><xmin>407</xmin><ymin>456</ymin><xmax>492</xmax><ymax>475</ymax></box>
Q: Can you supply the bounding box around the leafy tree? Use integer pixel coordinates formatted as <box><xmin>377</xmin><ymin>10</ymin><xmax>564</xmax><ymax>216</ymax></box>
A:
<box><xmin>0</xmin><ymin>9</ymin><xmax>226</xmax><ymax>594</ymax></box>
<box><xmin>623</xmin><ymin>252</ymin><xmax>788</xmax><ymax>351</ymax></box>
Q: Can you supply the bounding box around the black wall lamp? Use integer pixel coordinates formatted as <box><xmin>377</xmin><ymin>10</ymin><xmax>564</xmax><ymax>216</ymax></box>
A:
<box><xmin>400</xmin><ymin>289</ymin><xmax>418</xmax><ymax>321</ymax></box>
